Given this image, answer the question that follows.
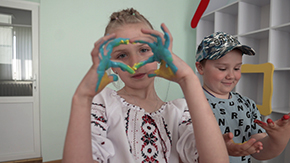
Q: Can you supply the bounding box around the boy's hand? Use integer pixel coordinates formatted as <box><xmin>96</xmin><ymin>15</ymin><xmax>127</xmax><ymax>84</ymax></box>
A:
<box><xmin>223</xmin><ymin>132</ymin><xmax>263</xmax><ymax>156</ymax></box>
<box><xmin>254</xmin><ymin>113</ymin><xmax>290</xmax><ymax>141</ymax></box>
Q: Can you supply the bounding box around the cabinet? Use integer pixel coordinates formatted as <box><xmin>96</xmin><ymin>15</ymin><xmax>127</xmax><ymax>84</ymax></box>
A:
<box><xmin>196</xmin><ymin>0</ymin><xmax>290</xmax><ymax>162</ymax></box>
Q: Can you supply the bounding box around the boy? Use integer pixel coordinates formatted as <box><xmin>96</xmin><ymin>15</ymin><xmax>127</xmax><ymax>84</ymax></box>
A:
<box><xmin>195</xmin><ymin>31</ymin><xmax>290</xmax><ymax>163</ymax></box>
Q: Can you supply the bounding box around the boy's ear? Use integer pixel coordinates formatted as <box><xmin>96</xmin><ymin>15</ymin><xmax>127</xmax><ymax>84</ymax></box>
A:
<box><xmin>195</xmin><ymin>62</ymin><xmax>204</xmax><ymax>75</ymax></box>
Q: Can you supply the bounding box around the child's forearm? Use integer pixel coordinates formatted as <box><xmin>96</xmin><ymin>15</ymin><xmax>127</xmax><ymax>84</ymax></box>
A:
<box><xmin>251</xmin><ymin>133</ymin><xmax>288</xmax><ymax>160</ymax></box>
<box><xmin>179</xmin><ymin>73</ymin><xmax>229</xmax><ymax>163</ymax></box>
<box><xmin>62</xmin><ymin>92</ymin><xmax>95</xmax><ymax>163</ymax></box>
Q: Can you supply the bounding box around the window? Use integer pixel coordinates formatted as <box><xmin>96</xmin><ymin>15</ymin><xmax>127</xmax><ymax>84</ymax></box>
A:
<box><xmin>0</xmin><ymin>8</ymin><xmax>33</xmax><ymax>96</ymax></box>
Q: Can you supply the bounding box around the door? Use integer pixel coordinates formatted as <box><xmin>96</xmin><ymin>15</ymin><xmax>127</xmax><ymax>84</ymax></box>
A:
<box><xmin>0</xmin><ymin>0</ymin><xmax>40</xmax><ymax>162</ymax></box>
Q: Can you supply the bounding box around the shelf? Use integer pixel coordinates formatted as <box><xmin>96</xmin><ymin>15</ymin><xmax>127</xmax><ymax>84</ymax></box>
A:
<box><xmin>272</xmin><ymin>23</ymin><xmax>290</xmax><ymax>32</ymax></box>
<box><xmin>196</xmin><ymin>14</ymin><xmax>214</xmax><ymax>45</ymax></box>
<box><xmin>271</xmin><ymin>0</ymin><xmax>290</xmax><ymax>27</ymax></box>
<box><xmin>0</xmin><ymin>22</ymin><xmax>32</xmax><ymax>27</ymax></box>
<box><xmin>272</xmin><ymin>71</ymin><xmax>290</xmax><ymax>112</ymax></box>
<box><xmin>238</xmin><ymin>1</ymin><xmax>270</xmax><ymax>34</ymax></box>
<box><xmin>239</xmin><ymin>28</ymin><xmax>269</xmax><ymax>38</ymax></box>
<box><xmin>275</xmin><ymin>67</ymin><xmax>290</xmax><ymax>71</ymax></box>
<box><xmin>269</xmin><ymin>28</ymin><xmax>290</xmax><ymax>68</ymax></box>
<box><xmin>238</xmin><ymin>30</ymin><xmax>269</xmax><ymax>64</ymax></box>
<box><xmin>215</xmin><ymin>3</ymin><xmax>238</xmax><ymax>35</ymax></box>
<box><xmin>271</xmin><ymin>109</ymin><xmax>290</xmax><ymax>115</ymax></box>
<box><xmin>240</xmin><ymin>0</ymin><xmax>270</xmax><ymax>6</ymax></box>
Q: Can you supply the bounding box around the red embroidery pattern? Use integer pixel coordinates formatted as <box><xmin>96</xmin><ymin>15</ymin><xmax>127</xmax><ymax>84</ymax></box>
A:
<box><xmin>141</xmin><ymin>115</ymin><xmax>159</xmax><ymax>163</ymax></box>
<box><xmin>124</xmin><ymin>109</ymin><xmax>133</xmax><ymax>153</ymax></box>
<box><xmin>161</xmin><ymin>117</ymin><xmax>172</xmax><ymax>145</ymax></box>
<box><xmin>92</xmin><ymin>102</ymin><xmax>106</xmax><ymax>108</ymax></box>
<box><xmin>181</xmin><ymin>110</ymin><xmax>192</xmax><ymax>126</ymax></box>
<box><xmin>91</xmin><ymin>114</ymin><xmax>107</xmax><ymax>131</ymax></box>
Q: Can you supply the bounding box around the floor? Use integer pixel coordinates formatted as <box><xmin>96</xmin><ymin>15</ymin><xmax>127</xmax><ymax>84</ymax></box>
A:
<box><xmin>1</xmin><ymin>158</ymin><xmax>42</xmax><ymax>163</ymax></box>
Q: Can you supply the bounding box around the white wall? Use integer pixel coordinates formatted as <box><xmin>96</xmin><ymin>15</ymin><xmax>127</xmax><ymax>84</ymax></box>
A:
<box><xmin>40</xmin><ymin>0</ymin><xmax>198</xmax><ymax>161</ymax></box>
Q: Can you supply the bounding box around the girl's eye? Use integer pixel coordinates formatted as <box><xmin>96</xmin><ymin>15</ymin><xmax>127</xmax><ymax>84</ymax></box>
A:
<box><xmin>139</xmin><ymin>44</ymin><xmax>152</xmax><ymax>53</ymax></box>
<box><xmin>117</xmin><ymin>53</ymin><xmax>127</xmax><ymax>59</ymax></box>
<box><xmin>140</xmin><ymin>48</ymin><xmax>148</xmax><ymax>53</ymax></box>
<box><xmin>140</xmin><ymin>48</ymin><xmax>150</xmax><ymax>53</ymax></box>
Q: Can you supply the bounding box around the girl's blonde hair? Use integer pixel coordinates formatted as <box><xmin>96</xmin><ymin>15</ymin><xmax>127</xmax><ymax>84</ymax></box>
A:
<box><xmin>104</xmin><ymin>8</ymin><xmax>153</xmax><ymax>35</ymax></box>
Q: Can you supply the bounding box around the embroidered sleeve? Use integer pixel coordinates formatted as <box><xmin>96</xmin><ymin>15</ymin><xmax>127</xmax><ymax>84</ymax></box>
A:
<box><xmin>176</xmin><ymin>109</ymin><xmax>199</xmax><ymax>163</ymax></box>
<box><xmin>91</xmin><ymin>102</ymin><xmax>115</xmax><ymax>163</ymax></box>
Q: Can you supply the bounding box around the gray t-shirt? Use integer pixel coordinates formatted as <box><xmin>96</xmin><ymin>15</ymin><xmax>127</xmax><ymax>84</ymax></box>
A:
<box><xmin>204</xmin><ymin>90</ymin><xmax>265</xmax><ymax>163</ymax></box>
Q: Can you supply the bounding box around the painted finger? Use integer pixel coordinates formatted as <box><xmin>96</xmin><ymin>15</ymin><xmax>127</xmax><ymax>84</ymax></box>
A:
<box><xmin>267</xmin><ymin>118</ymin><xmax>275</xmax><ymax>127</ymax></box>
<box><xmin>129</xmin><ymin>36</ymin><xmax>155</xmax><ymax>44</ymax></box>
<box><xmin>111</xmin><ymin>61</ymin><xmax>135</xmax><ymax>74</ymax></box>
<box><xmin>95</xmin><ymin>73</ymin><xmax>117</xmax><ymax>92</ymax></box>
<box><xmin>151</xmin><ymin>60</ymin><xmax>175</xmax><ymax>79</ymax></box>
<box><xmin>140</xmin><ymin>28</ymin><xmax>166</xmax><ymax>45</ymax></box>
<box><xmin>254</xmin><ymin>119</ymin><xmax>267</xmax><ymax>127</ymax></box>
<box><xmin>141</xmin><ymin>28</ymin><xmax>164</xmax><ymax>38</ymax></box>
<box><xmin>160</xmin><ymin>23</ymin><xmax>173</xmax><ymax>49</ymax></box>
<box><xmin>282</xmin><ymin>114</ymin><xmax>290</xmax><ymax>121</ymax></box>
<box><xmin>92</xmin><ymin>34</ymin><xmax>116</xmax><ymax>57</ymax></box>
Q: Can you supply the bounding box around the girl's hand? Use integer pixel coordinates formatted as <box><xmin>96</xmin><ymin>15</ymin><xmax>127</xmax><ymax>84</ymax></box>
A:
<box><xmin>96</xmin><ymin>38</ymin><xmax>135</xmax><ymax>92</ymax></box>
<box><xmin>131</xmin><ymin>23</ymin><xmax>195</xmax><ymax>84</ymax></box>
<box><xmin>75</xmin><ymin>33</ymin><xmax>117</xmax><ymax>98</ymax></box>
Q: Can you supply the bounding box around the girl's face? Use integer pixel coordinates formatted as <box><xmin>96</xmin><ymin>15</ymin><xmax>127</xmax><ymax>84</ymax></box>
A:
<box><xmin>196</xmin><ymin>49</ymin><xmax>243</xmax><ymax>99</ymax></box>
<box><xmin>110</xmin><ymin>23</ymin><xmax>158</xmax><ymax>89</ymax></box>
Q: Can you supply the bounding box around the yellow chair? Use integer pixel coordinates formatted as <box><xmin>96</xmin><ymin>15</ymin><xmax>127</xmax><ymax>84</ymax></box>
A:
<box><xmin>241</xmin><ymin>63</ymin><xmax>274</xmax><ymax>116</ymax></box>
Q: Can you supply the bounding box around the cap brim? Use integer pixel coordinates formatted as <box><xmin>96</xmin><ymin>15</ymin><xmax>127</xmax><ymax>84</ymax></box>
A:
<box><xmin>234</xmin><ymin>45</ymin><xmax>255</xmax><ymax>56</ymax></box>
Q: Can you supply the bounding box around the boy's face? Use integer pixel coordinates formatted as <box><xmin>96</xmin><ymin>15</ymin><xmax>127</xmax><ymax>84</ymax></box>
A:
<box><xmin>196</xmin><ymin>49</ymin><xmax>243</xmax><ymax>99</ymax></box>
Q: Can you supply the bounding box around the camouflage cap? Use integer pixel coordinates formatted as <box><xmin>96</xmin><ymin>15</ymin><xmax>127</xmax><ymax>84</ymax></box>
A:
<box><xmin>195</xmin><ymin>32</ymin><xmax>255</xmax><ymax>62</ymax></box>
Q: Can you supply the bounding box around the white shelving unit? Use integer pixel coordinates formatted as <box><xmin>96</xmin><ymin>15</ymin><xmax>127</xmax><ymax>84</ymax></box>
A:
<box><xmin>196</xmin><ymin>0</ymin><xmax>290</xmax><ymax>163</ymax></box>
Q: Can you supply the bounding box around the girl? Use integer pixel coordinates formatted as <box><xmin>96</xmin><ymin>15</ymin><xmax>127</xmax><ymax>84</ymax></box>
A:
<box><xmin>63</xmin><ymin>8</ymin><xmax>228</xmax><ymax>163</ymax></box>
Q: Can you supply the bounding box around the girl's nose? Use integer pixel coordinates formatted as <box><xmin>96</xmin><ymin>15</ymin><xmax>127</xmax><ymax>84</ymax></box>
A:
<box><xmin>130</xmin><ymin>53</ymin><xmax>145</xmax><ymax>67</ymax></box>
